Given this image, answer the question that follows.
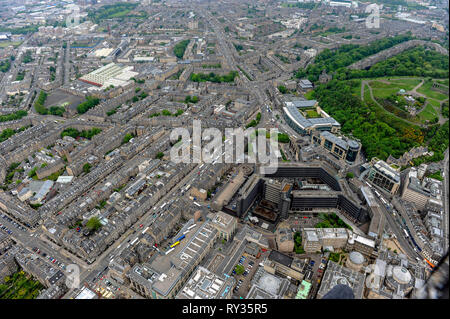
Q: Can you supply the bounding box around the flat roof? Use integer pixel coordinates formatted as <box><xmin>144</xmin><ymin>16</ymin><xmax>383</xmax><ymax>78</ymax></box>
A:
<box><xmin>268</xmin><ymin>250</ymin><xmax>293</xmax><ymax>268</ymax></box>
<box><xmin>75</xmin><ymin>287</ymin><xmax>97</xmax><ymax>299</ymax></box>
<box><xmin>295</xmin><ymin>280</ymin><xmax>312</xmax><ymax>299</ymax></box>
<box><xmin>283</xmin><ymin>105</ymin><xmax>340</xmax><ymax>131</ymax></box>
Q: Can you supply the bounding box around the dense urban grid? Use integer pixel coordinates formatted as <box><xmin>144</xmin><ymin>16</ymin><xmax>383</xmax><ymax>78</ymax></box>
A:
<box><xmin>0</xmin><ymin>0</ymin><xmax>448</xmax><ymax>301</ymax></box>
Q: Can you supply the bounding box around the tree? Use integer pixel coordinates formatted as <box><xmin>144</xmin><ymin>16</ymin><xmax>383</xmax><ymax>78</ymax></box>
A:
<box><xmin>155</xmin><ymin>152</ymin><xmax>164</xmax><ymax>159</ymax></box>
<box><xmin>173</xmin><ymin>40</ymin><xmax>190</xmax><ymax>59</ymax></box>
<box><xmin>77</xmin><ymin>96</ymin><xmax>100</xmax><ymax>114</ymax></box>
<box><xmin>86</xmin><ymin>217</ymin><xmax>102</xmax><ymax>231</ymax></box>
<box><xmin>346</xmin><ymin>172</ymin><xmax>354</xmax><ymax>178</ymax></box>
<box><xmin>122</xmin><ymin>133</ymin><xmax>134</xmax><ymax>144</ymax></box>
<box><xmin>234</xmin><ymin>264</ymin><xmax>245</xmax><ymax>275</ymax></box>
<box><xmin>83</xmin><ymin>163</ymin><xmax>91</xmax><ymax>174</ymax></box>
<box><xmin>278</xmin><ymin>85</ymin><xmax>287</xmax><ymax>94</ymax></box>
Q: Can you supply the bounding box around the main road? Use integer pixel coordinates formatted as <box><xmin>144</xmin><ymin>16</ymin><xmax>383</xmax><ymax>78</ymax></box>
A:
<box><xmin>442</xmin><ymin>149</ymin><xmax>449</xmax><ymax>251</ymax></box>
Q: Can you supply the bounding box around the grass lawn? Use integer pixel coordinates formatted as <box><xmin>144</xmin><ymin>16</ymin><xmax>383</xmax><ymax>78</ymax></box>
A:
<box><xmin>387</xmin><ymin>78</ymin><xmax>422</xmax><ymax>90</ymax></box>
<box><xmin>372</xmin><ymin>87</ymin><xmax>400</xmax><ymax>99</ymax></box>
<box><xmin>428</xmin><ymin>99</ymin><xmax>441</xmax><ymax>108</ymax></box>
<box><xmin>435</xmin><ymin>79</ymin><xmax>449</xmax><ymax>86</ymax></box>
<box><xmin>366</xmin><ymin>77</ymin><xmax>447</xmax><ymax>125</ymax></box>
<box><xmin>109</xmin><ymin>10</ymin><xmax>132</xmax><ymax>18</ymax></box>
<box><xmin>417</xmin><ymin>81</ymin><xmax>448</xmax><ymax>101</ymax></box>
<box><xmin>305</xmin><ymin>109</ymin><xmax>320</xmax><ymax>118</ymax></box>
<box><xmin>304</xmin><ymin>90</ymin><xmax>315</xmax><ymax>100</ymax></box>
<box><xmin>369</xmin><ymin>78</ymin><xmax>422</xmax><ymax>95</ymax></box>
<box><xmin>0</xmin><ymin>41</ymin><xmax>23</xmax><ymax>48</ymax></box>
<box><xmin>418</xmin><ymin>103</ymin><xmax>439</xmax><ymax>122</ymax></box>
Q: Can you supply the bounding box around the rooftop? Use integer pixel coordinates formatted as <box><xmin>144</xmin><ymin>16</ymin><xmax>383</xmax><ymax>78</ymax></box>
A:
<box><xmin>175</xmin><ymin>266</ymin><xmax>235</xmax><ymax>299</ymax></box>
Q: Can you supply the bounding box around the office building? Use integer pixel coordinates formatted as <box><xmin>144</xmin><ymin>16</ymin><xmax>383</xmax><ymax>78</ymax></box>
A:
<box><xmin>209</xmin><ymin>211</ymin><xmax>237</xmax><ymax>241</ymax></box>
<box><xmin>401</xmin><ymin>168</ymin><xmax>443</xmax><ymax>211</ymax></box>
<box><xmin>175</xmin><ymin>266</ymin><xmax>235</xmax><ymax>299</ymax></box>
<box><xmin>263</xmin><ymin>250</ymin><xmax>307</xmax><ymax>281</ymax></box>
<box><xmin>311</xmin><ymin>131</ymin><xmax>361</xmax><ymax>164</ymax></box>
<box><xmin>283</xmin><ymin>104</ymin><xmax>340</xmax><ymax>136</ymax></box>
<box><xmin>366</xmin><ymin>160</ymin><xmax>401</xmax><ymax>195</ymax></box>
<box><xmin>302</xmin><ymin>228</ymin><xmax>348</xmax><ymax>253</ymax></box>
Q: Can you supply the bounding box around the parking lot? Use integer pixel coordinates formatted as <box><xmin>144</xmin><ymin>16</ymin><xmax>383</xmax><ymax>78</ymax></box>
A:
<box><xmin>1</xmin><ymin>212</ymin><xmax>27</xmax><ymax>235</ymax></box>
<box><xmin>231</xmin><ymin>251</ymin><xmax>268</xmax><ymax>298</ymax></box>
<box><xmin>306</xmin><ymin>254</ymin><xmax>329</xmax><ymax>298</ymax></box>
<box><xmin>31</xmin><ymin>245</ymin><xmax>67</xmax><ymax>271</ymax></box>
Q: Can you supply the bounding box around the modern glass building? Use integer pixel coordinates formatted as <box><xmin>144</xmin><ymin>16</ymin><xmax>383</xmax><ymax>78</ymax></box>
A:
<box><xmin>283</xmin><ymin>105</ymin><xmax>340</xmax><ymax>136</ymax></box>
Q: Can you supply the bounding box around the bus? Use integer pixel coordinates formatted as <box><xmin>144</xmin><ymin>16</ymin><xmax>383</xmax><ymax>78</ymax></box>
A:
<box><xmin>424</xmin><ymin>258</ymin><xmax>435</xmax><ymax>268</ymax></box>
<box><xmin>176</xmin><ymin>234</ymin><xmax>186</xmax><ymax>242</ymax></box>
<box><xmin>403</xmin><ymin>229</ymin><xmax>409</xmax><ymax>238</ymax></box>
<box><xmin>170</xmin><ymin>241</ymin><xmax>180</xmax><ymax>248</ymax></box>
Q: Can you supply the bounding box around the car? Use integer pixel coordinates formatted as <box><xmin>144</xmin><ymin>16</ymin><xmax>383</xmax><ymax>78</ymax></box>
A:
<box><xmin>42</xmin><ymin>253</ymin><xmax>47</xmax><ymax>257</ymax></box>
<box><xmin>310</xmin><ymin>260</ymin><xmax>315</xmax><ymax>266</ymax></box>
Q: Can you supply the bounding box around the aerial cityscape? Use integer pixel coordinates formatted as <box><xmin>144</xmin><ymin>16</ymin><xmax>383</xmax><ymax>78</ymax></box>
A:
<box><xmin>0</xmin><ymin>0</ymin><xmax>448</xmax><ymax>303</ymax></box>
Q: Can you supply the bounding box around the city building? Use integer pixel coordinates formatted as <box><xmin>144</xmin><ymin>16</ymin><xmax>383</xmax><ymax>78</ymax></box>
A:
<box><xmin>401</xmin><ymin>168</ymin><xmax>443</xmax><ymax>211</ymax></box>
<box><xmin>283</xmin><ymin>104</ymin><xmax>340</xmax><ymax>136</ymax></box>
<box><xmin>295</xmin><ymin>280</ymin><xmax>312</xmax><ymax>299</ymax></box>
<box><xmin>311</xmin><ymin>131</ymin><xmax>361</xmax><ymax>164</ymax></box>
<box><xmin>175</xmin><ymin>266</ymin><xmax>235</xmax><ymax>299</ymax></box>
<box><xmin>246</xmin><ymin>267</ymin><xmax>290</xmax><ymax>299</ymax></box>
<box><xmin>317</xmin><ymin>261</ymin><xmax>365</xmax><ymax>299</ymax></box>
<box><xmin>263</xmin><ymin>250</ymin><xmax>307</xmax><ymax>281</ymax></box>
<box><xmin>79</xmin><ymin>63</ymin><xmax>138</xmax><ymax>88</ymax></box>
<box><xmin>302</xmin><ymin>228</ymin><xmax>349</xmax><ymax>253</ymax></box>
<box><xmin>366</xmin><ymin>159</ymin><xmax>401</xmax><ymax>195</ymax></box>
<box><xmin>128</xmin><ymin>221</ymin><xmax>218</xmax><ymax>299</ymax></box>
<box><xmin>209</xmin><ymin>211</ymin><xmax>237</xmax><ymax>241</ymax></box>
